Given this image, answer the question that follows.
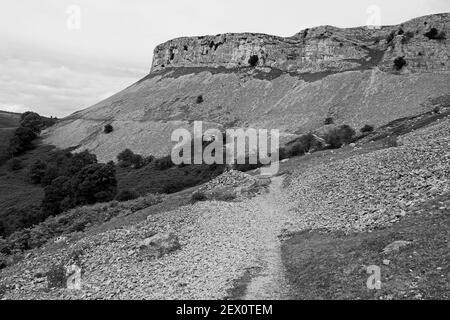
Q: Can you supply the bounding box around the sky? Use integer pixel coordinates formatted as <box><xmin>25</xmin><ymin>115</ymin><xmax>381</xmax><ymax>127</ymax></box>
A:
<box><xmin>0</xmin><ymin>0</ymin><xmax>449</xmax><ymax>117</ymax></box>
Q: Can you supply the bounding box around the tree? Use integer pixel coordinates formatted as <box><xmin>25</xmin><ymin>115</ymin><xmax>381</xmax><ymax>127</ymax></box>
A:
<box><xmin>69</xmin><ymin>163</ymin><xmax>117</xmax><ymax>206</ymax></box>
<box><xmin>41</xmin><ymin>176</ymin><xmax>71</xmax><ymax>216</ymax></box>
<box><xmin>67</xmin><ymin>150</ymin><xmax>97</xmax><ymax>175</ymax></box>
<box><xmin>117</xmin><ymin>149</ymin><xmax>135</xmax><ymax>167</ymax></box>
<box><xmin>7</xmin><ymin>127</ymin><xmax>37</xmax><ymax>156</ymax></box>
<box><xmin>29</xmin><ymin>160</ymin><xmax>48</xmax><ymax>184</ymax></box>
<box><xmin>324</xmin><ymin>125</ymin><xmax>356</xmax><ymax>149</ymax></box>
<box><xmin>324</xmin><ymin>117</ymin><xmax>334</xmax><ymax>125</ymax></box>
<box><xmin>104</xmin><ymin>124</ymin><xmax>113</xmax><ymax>134</ymax></box>
<box><xmin>20</xmin><ymin>112</ymin><xmax>43</xmax><ymax>134</ymax></box>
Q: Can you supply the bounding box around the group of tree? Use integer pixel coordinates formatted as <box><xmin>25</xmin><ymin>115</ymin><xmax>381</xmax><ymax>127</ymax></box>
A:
<box><xmin>28</xmin><ymin>149</ymin><xmax>118</xmax><ymax>216</ymax></box>
<box><xmin>6</xmin><ymin>112</ymin><xmax>57</xmax><ymax>157</ymax></box>
<box><xmin>117</xmin><ymin>149</ymin><xmax>154</xmax><ymax>169</ymax></box>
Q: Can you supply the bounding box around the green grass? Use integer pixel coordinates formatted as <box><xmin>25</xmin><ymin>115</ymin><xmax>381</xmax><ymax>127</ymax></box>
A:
<box><xmin>117</xmin><ymin>162</ymin><xmax>225</xmax><ymax>195</ymax></box>
<box><xmin>281</xmin><ymin>193</ymin><xmax>450</xmax><ymax>300</ymax></box>
<box><xmin>0</xmin><ymin>111</ymin><xmax>20</xmax><ymax>129</ymax></box>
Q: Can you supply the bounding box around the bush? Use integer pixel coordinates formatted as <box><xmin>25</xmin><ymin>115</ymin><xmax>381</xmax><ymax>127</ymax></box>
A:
<box><xmin>402</xmin><ymin>31</ymin><xmax>415</xmax><ymax>44</ymax></box>
<box><xmin>394</xmin><ymin>57</ymin><xmax>407</xmax><ymax>70</ymax></box>
<box><xmin>7</xmin><ymin>158</ymin><xmax>23</xmax><ymax>171</ymax></box>
<box><xmin>131</xmin><ymin>154</ymin><xmax>145</xmax><ymax>169</ymax></box>
<box><xmin>154</xmin><ymin>155</ymin><xmax>174</xmax><ymax>171</ymax></box>
<box><xmin>361</xmin><ymin>124</ymin><xmax>375</xmax><ymax>133</ymax></box>
<box><xmin>117</xmin><ymin>149</ymin><xmax>145</xmax><ymax>168</ymax></box>
<box><xmin>7</xmin><ymin>127</ymin><xmax>38</xmax><ymax>156</ymax></box>
<box><xmin>287</xmin><ymin>133</ymin><xmax>316</xmax><ymax>157</ymax></box>
<box><xmin>104</xmin><ymin>124</ymin><xmax>113</xmax><ymax>134</ymax></box>
<box><xmin>323</xmin><ymin>125</ymin><xmax>356</xmax><ymax>149</ymax></box>
<box><xmin>0</xmin><ymin>205</ymin><xmax>45</xmax><ymax>238</ymax></box>
<box><xmin>424</xmin><ymin>28</ymin><xmax>446</xmax><ymax>40</ymax></box>
<box><xmin>324</xmin><ymin>117</ymin><xmax>334</xmax><ymax>125</ymax></box>
<box><xmin>69</xmin><ymin>162</ymin><xmax>117</xmax><ymax>206</ymax></box>
<box><xmin>41</xmin><ymin>162</ymin><xmax>117</xmax><ymax>216</ymax></box>
<box><xmin>196</xmin><ymin>95</ymin><xmax>204</xmax><ymax>104</ymax></box>
<box><xmin>248</xmin><ymin>55</ymin><xmax>259</xmax><ymax>67</ymax></box>
<box><xmin>115</xmin><ymin>189</ymin><xmax>139</xmax><ymax>202</ymax></box>
<box><xmin>2</xmin><ymin>194</ymin><xmax>164</xmax><ymax>254</ymax></box>
<box><xmin>20</xmin><ymin>112</ymin><xmax>43</xmax><ymax>134</ymax></box>
<box><xmin>191</xmin><ymin>191</ymin><xmax>206</xmax><ymax>203</ymax></box>
<box><xmin>29</xmin><ymin>160</ymin><xmax>47</xmax><ymax>184</ymax></box>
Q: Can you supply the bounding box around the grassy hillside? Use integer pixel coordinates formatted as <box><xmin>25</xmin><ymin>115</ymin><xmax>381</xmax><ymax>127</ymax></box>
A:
<box><xmin>0</xmin><ymin>111</ymin><xmax>21</xmax><ymax>129</ymax></box>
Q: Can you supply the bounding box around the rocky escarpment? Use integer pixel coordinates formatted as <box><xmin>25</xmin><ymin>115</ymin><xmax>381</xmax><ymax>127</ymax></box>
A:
<box><xmin>152</xmin><ymin>13</ymin><xmax>449</xmax><ymax>74</ymax></box>
<box><xmin>44</xmin><ymin>13</ymin><xmax>450</xmax><ymax>162</ymax></box>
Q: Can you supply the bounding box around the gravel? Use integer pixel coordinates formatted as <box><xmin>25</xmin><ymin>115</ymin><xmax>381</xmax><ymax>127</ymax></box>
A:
<box><xmin>285</xmin><ymin>117</ymin><xmax>450</xmax><ymax>233</ymax></box>
<box><xmin>1</xmin><ymin>117</ymin><xmax>448</xmax><ymax>300</ymax></box>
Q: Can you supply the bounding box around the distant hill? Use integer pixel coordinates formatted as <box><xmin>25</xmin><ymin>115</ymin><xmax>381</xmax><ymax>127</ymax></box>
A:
<box><xmin>0</xmin><ymin>111</ymin><xmax>21</xmax><ymax>129</ymax></box>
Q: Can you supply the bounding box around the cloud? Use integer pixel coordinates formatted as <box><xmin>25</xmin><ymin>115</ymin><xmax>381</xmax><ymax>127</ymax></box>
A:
<box><xmin>0</xmin><ymin>44</ymin><xmax>145</xmax><ymax>117</ymax></box>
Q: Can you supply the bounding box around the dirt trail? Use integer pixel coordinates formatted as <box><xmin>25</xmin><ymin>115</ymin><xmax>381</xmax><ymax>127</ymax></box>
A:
<box><xmin>240</xmin><ymin>175</ymin><xmax>295</xmax><ymax>300</ymax></box>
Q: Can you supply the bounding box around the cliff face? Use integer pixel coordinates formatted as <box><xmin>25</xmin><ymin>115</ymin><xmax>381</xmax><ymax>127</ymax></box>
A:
<box><xmin>44</xmin><ymin>13</ymin><xmax>450</xmax><ymax>162</ymax></box>
<box><xmin>151</xmin><ymin>13</ymin><xmax>449</xmax><ymax>74</ymax></box>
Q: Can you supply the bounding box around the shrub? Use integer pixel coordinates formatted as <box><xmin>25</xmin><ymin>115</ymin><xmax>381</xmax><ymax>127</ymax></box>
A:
<box><xmin>361</xmin><ymin>124</ymin><xmax>375</xmax><ymax>133</ymax></box>
<box><xmin>69</xmin><ymin>162</ymin><xmax>117</xmax><ymax>206</ymax></box>
<box><xmin>131</xmin><ymin>154</ymin><xmax>145</xmax><ymax>169</ymax></box>
<box><xmin>248</xmin><ymin>55</ymin><xmax>259</xmax><ymax>67</ymax></box>
<box><xmin>115</xmin><ymin>189</ymin><xmax>139</xmax><ymax>202</ymax></box>
<box><xmin>7</xmin><ymin>127</ymin><xmax>37</xmax><ymax>156</ymax></box>
<box><xmin>117</xmin><ymin>149</ymin><xmax>146</xmax><ymax>168</ymax></box>
<box><xmin>287</xmin><ymin>133</ymin><xmax>316</xmax><ymax>157</ymax></box>
<box><xmin>424</xmin><ymin>28</ymin><xmax>446</xmax><ymax>40</ymax></box>
<box><xmin>29</xmin><ymin>160</ymin><xmax>47</xmax><ymax>184</ymax></box>
<box><xmin>66</xmin><ymin>150</ymin><xmax>97</xmax><ymax>176</ymax></box>
<box><xmin>41</xmin><ymin>165</ymin><xmax>59</xmax><ymax>187</ymax></box>
<box><xmin>196</xmin><ymin>95</ymin><xmax>204</xmax><ymax>104</ymax></box>
<box><xmin>324</xmin><ymin>117</ymin><xmax>334</xmax><ymax>125</ymax></box>
<box><xmin>41</xmin><ymin>162</ymin><xmax>117</xmax><ymax>216</ymax></box>
<box><xmin>7</xmin><ymin>158</ymin><xmax>23</xmax><ymax>171</ymax></box>
<box><xmin>323</xmin><ymin>125</ymin><xmax>356</xmax><ymax>149</ymax></box>
<box><xmin>154</xmin><ymin>155</ymin><xmax>174</xmax><ymax>171</ymax></box>
<box><xmin>191</xmin><ymin>191</ymin><xmax>207</xmax><ymax>203</ymax></box>
<box><xmin>433</xmin><ymin>106</ymin><xmax>441</xmax><ymax>114</ymax></box>
<box><xmin>20</xmin><ymin>112</ymin><xmax>43</xmax><ymax>134</ymax></box>
<box><xmin>117</xmin><ymin>149</ymin><xmax>134</xmax><ymax>167</ymax></box>
<box><xmin>41</xmin><ymin>176</ymin><xmax>72</xmax><ymax>216</ymax></box>
<box><xmin>104</xmin><ymin>124</ymin><xmax>113</xmax><ymax>134</ymax></box>
<box><xmin>401</xmin><ymin>31</ymin><xmax>415</xmax><ymax>44</ymax></box>
<box><xmin>394</xmin><ymin>57</ymin><xmax>407</xmax><ymax>70</ymax></box>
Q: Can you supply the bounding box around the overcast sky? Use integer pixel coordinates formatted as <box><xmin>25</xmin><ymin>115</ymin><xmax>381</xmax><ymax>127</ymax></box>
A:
<box><xmin>0</xmin><ymin>0</ymin><xmax>449</xmax><ymax>117</ymax></box>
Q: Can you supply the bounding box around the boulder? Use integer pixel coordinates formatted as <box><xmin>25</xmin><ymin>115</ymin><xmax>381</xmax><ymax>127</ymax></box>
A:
<box><xmin>138</xmin><ymin>233</ymin><xmax>181</xmax><ymax>258</ymax></box>
<box><xmin>382</xmin><ymin>240</ymin><xmax>412</xmax><ymax>254</ymax></box>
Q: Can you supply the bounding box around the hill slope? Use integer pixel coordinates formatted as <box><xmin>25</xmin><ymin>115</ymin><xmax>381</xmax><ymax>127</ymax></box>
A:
<box><xmin>43</xmin><ymin>13</ymin><xmax>450</xmax><ymax>162</ymax></box>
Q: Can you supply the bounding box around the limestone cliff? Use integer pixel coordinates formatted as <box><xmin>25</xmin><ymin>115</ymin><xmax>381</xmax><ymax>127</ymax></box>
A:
<box><xmin>44</xmin><ymin>13</ymin><xmax>450</xmax><ymax>162</ymax></box>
